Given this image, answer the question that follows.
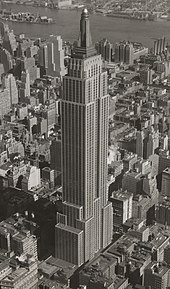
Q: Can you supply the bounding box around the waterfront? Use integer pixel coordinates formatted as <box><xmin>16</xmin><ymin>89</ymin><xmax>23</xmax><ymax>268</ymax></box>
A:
<box><xmin>1</xmin><ymin>3</ymin><xmax>170</xmax><ymax>47</ymax></box>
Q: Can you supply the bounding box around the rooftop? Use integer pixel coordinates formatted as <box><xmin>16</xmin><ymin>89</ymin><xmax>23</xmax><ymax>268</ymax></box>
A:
<box><xmin>113</xmin><ymin>276</ymin><xmax>128</xmax><ymax>289</ymax></box>
<box><xmin>151</xmin><ymin>233</ymin><xmax>169</xmax><ymax>248</ymax></box>
<box><xmin>84</xmin><ymin>253</ymin><xmax>117</xmax><ymax>274</ymax></box>
<box><xmin>38</xmin><ymin>277</ymin><xmax>67</xmax><ymax>289</ymax></box>
<box><xmin>130</xmin><ymin>250</ymin><xmax>151</xmax><ymax>264</ymax></box>
<box><xmin>110</xmin><ymin>189</ymin><xmax>133</xmax><ymax>201</ymax></box>
<box><xmin>2</xmin><ymin>267</ymin><xmax>27</xmax><ymax>282</ymax></box>
<box><xmin>146</xmin><ymin>262</ymin><xmax>169</xmax><ymax>276</ymax></box>
<box><xmin>39</xmin><ymin>261</ymin><xmax>57</xmax><ymax>277</ymax></box>
<box><xmin>106</xmin><ymin>234</ymin><xmax>137</xmax><ymax>257</ymax></box>
<box><xmin>124</xmin><ymin>171</ymin><xmax>142</xmax><ymax>179</ymax></box>
<box><xmin>38</xmin><ymin>256</ymin><xmax>77</xmax><ymax>286</ymax></box>
<box><xmin>0</xmin><ymin>213</ymin><xmax>37</xmax><ymax>240</ymax></box>
<box><xmin>12</xmin><ymin>232</ymin><xmax>27</xmax><ymax>242</ymax></box>
<box><xmin>124</xmin><ymin>218</ymin><xmax>144</xmax><ymax>228</ymax></box>
<box><xmin>55</xmin><ymin>223</ymin><xmax>83</xmax><ymax>235</ymax></box>
<box><xmin>133</xmin><ymin>195</ymin><xmax>150</xmax><ymax>206</ymax></box>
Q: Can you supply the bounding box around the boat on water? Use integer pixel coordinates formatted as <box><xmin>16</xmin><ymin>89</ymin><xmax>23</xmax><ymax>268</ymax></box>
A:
<box><xmin>0</xmin><ymin>9</ymin><xmax>55</xmax><ymax>24</ymax></box>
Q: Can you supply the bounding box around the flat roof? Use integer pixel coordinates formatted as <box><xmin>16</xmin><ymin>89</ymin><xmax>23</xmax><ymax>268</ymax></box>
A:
<box><xmin>85</xmin><ymin>254</ymin><xmax>117</xmax><ymax>273</ymax></box>
<box><xmin>151</xmin><ymin>234</ymin><xmax>169</xmax><ymax>248</ymax></box>
<box><xmin>39</xmin><ymin>277</ymin><xmax>67</xmax><ymax>289</ymax></box>
<box><xmin>146</xmin><ymin>262</ymin><xmax>169</xmax><ymax>277</ymax></box>
<box><xmin>39</xmin><ymin>261</ymin><xmax>57</xmax><ymax>276</ymax></box>
<box><xmin>110</xmin><ymin>190</ymin><xmax>132</xmax><ymax>201</ymax></box>
<box><xmin>12</xmin><ymin>233</ymin><xmax>26</xmax><ymax>242</ymax></box>
<box><xmin>55</xmin><ymin>223</ymin><xmax>83</xmax><ymax>235</ymax></box>
<box><xmin>114</xmin><ymin>276</ymin><xmax>128</xmax><ymax>289</ymax></box>
<box><xmin>2</xmin><ymin>267</ymin><xmax>27</xmax><ymax>282</ymax></box>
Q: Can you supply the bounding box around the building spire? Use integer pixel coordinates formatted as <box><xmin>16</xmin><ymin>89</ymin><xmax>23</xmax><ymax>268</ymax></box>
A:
<box><xmin>79</xmin><ymin>8</ymin><xmax>92</xmax><ymax>48</ymax></box>
<box><xmin>73</xmin><ymin>8</ymin><xmax>97</xmax><ymax>58</ymax></box>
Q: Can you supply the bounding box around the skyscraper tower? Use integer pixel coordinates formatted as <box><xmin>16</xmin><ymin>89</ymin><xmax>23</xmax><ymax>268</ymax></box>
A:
<box><xmin>38</xmin><ymin>35</ymin><xmax>66</xmax><ymax>79</ymax></box>
<box><xmin>55</xmin><ymin>8</ymin><xmax>113</xmax><ymax>266</ymax></box>
<box><xmin>136</xmin><ymin>130</ymin><xmax>144</xmax><ymax>158</ymax></box>
<box><xmin>4</xmin><ymin>74</ymin><xmax>18</xmax><ymax>105</ymax></box>
<box><xmin>46</xmin><ymin>35</ymin><xmax>66</xmax><ymax>79</ymax></box>
<box><xmin>95</xmin><ymin>38</ymin><xmax>113</xmax><ymax>62</ymax></box>
<box><xmin>115</xmin><ymin>41</ymin><xmax>134</xmax><ymax>65</ymax></box>
<box><xmin>153</xmin><ymin>37</ymin><xmax>166</xmax><ymax>55</ymax></box>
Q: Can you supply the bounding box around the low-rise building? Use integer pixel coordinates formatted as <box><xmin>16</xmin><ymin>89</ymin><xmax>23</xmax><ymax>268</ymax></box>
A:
<box><xmin>0</xmin><ymin>256</ymin><xmax>38</xmax><ymax>289</ymax></box>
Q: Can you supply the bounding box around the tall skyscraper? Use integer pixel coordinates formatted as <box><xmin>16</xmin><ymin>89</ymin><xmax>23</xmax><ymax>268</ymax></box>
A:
<box><xmin>114</xmin><ymin>41</ymin><xmax>134</xmax><ymax>65</ymax></box>
<box><xmin>95</xmin><ymin>38</ymin><xmax>113</xmax><ymax>62</ymax></box>
<box><xmin>20</xmin><ymin>70</ymin><xmax>30</xmax><ymax>98</ymax></box>
<box><xmin>0</xmin><ymin>47</ymin><xmax>13</xmax><ymax>74</ymax></box>
<box><xmin>136</xmin><ymin>130</ymin><xmax>144</xmax><ymax>158</ymax></box>
<box><xmin>145</xmin><ymin>129</ymin><xmax>159</xmax><ymax>159</ymax></box>
<box><xmin>55</xmin><ymin>8</ymin><xmax>113</xmax><ymax>266</ymax></box>
<box><xmin>161</xmin><ymin>167</ymin><xmax>170</xmax><ymax>197</ymax></box>
<box><xmin>0</xmin><ymin>22</ymin><xmax>17</xmax><ymax>55</ymax></box>
<box><xmin>4</xmin><ymin>74</ymin><xmax>18</xmax><ymax>105</ymax></box>
<box><xmin>0</xmin><ymin>78</ymin><xmax>11</xmax><ymax>119</ymax></box>
<box><xmin>46</xmin><ymin>35</ymin><xmax>66</xmax><ymax>78</ymax></box>
<box><xmin>153</xmin><ymin>37</ymin><xmax>166</xmax><ymax>56</ymax></box>
<box><xmin>38</xmin><ymin>35</ymin><xmax>66</xmax><ymax>79</ymax></box>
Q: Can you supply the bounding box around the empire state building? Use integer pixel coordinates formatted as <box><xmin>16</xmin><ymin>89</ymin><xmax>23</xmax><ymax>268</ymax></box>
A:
<box><xmin>55</xmin><ymin>8</ymin><xmax>113</xmax><ymax>266</ymax></box>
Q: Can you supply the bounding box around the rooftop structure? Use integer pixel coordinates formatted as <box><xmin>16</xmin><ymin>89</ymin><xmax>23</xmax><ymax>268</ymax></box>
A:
<box><xmin>0</xmin><ymin>213</ymin><xmax>38</xmax><ymax>259</ymax></box>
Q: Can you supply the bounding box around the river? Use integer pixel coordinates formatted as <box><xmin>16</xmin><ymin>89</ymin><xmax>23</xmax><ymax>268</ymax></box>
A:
<box><xmin>1</xmin><ymin>3</ymin><xmax>170</xmax><ymax>48</ymax></box>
